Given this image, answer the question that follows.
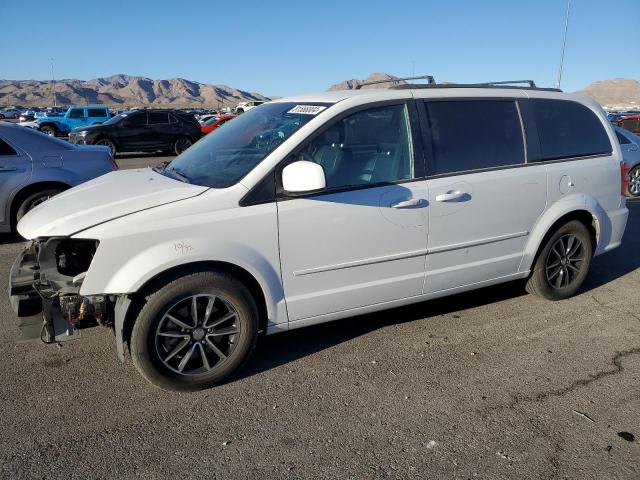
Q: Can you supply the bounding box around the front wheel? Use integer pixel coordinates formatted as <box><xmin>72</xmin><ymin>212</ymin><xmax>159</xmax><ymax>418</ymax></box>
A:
<box><xmin>526</xmin><ymin>220</ymin><xmax>593</xmax><ymax>300</ymax></box>
<box><xmin>628</xmin><ymin>165</ymin><xmax>640</xmax><ymax>197</ymax></box>
<box><xmin>130</xmin><ymin>270</ymin><xmax>259</xmax><ymax>391</ymax></box>
<box><xmin>94</xmin><ymin>138</ymin><xmax>117</xmax><ymax>156</ymax></box>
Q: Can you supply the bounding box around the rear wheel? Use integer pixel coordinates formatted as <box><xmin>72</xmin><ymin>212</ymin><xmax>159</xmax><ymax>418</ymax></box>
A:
<box><xmin>628</xmin><ymin>165</ymin><xmax>640</xmax><ymax>197</ymax></box>
<box><xmin>40</xmin><ymin>125</ymin><xmax>57</xmax><ymax>137</ymax></box>
<box><xmin>526</xmin><ymin>220</ymin><xmax>593</xmax><ymax>300</ymax></box>
<box><xmin>15</xmin><ymin>188</ymin><xmax>62</xmax><ymax>225</ymax></box>
<box><xmin>130</xmin><ymin>270</ymin><xmax>259</xmax><ymax>391</ymax></box>
<box><xmin>173</xmin><ymin>136</ymin><xmax>193</xmax><ymax>155</ymax></box>
<box><xmin>94</xmin><ymin>138</ymin><xmax>117</xmax><ymax>156</ymax></box>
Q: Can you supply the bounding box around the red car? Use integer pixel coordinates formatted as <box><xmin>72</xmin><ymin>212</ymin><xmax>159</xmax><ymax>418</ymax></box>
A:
<box><xmin>200</xmin><ymin>114</ymin><xmax>236</xmax><ymax>135</ymax></box>
<box><xmin>616</xmin><ymin>115</ymin><xmax>640</xmax><ymax>136</ymax></box>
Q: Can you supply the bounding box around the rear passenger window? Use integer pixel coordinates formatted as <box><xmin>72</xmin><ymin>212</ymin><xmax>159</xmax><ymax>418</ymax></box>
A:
<box><xmin>148</xmin><ymin>112</ymin><xmax>170</xmax><ymax>124</ymax></box>
<box><xmin>298</xmin><ymin>104</ymin><xmax>414</xmax><ymax>190</ymax></box>
<box><xmin>87</xmin><ymin>109</ymin><xmax>106</xmax><ymax>118</ymax></box>
<box><xmin>69</xmin><ymin>109</ymin><xmax>85</xmax><ymax>119</ymax></box>
<box><xmin>0</xmin><ymin>138</ymin><xmax>17</xmax><ymax>156</ymax></box>
<box><xmin>425</xmin><ymin>100</ymin><xmax>524</xmax><ymax>175</ymax></box>
<box><xmin>532</xmin><ymin>99</ymin><xmax>611</xmax><ymax>161</ymax></box>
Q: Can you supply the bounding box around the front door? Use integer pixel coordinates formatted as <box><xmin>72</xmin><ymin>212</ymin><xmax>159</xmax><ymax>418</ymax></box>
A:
<box><xmin>116</xmin><ymin>111</ymin><xmax>149</xmax><ymax>150</ymax></box>
<box><xmin>418</xmin><ymin>99</ymin><xmax>547</xmax><ymax>293</ymax></box>
<box><xmin>277</xmin><ymin>103</ymin><xmax>429</xmax><ymax>321</ymax></box>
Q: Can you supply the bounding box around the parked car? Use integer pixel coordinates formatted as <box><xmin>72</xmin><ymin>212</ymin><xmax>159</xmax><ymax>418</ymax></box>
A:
<box><xmin>615</xmin><ymin>126</ymin><xmax>640</xmax><ymax>197</ymax></box>
<box><xmin>616</xmin><ymin>115</ymin><xmax>640</xmax><ymax>136</ymax></box>
<box><xmin>9</xmin><ymin>82</ymin><xmax>628</xmax><ymax>391</ymax></box>
<box><xmin>35</xmin><ymin>106</ymin><xmax>111</xmax><ymax>137</ymax></box>
<box><xmin>68</xmin><ymin>109</ymin><xmax>201</xmax><ymax>156</ymax></box>
<box><xmin>200</xmin><ymin>114</ymin><xmax>236</xmax><ymax>135</ymax></box>
<box><xmin>235</xmin><ymin>100</ymin><xmax>264</xmax><ymax>114</ymax></box>
<box><xmin>0</xmin><ymin>122</ymin><xmax>117</xmax><ymax>233</ymax></box>
<box><xmin>19</xmin><ymin>110</ymin><xmax>38</xmax><ymax>122</ymax></box>
<box><xmin>0</xmin><ymin>108</ymin><xmax>21</xmax><ymax>119</ymax></box>
<box><xmin>197</xmin><ymin>114</ymin><xmax>217</xmax><ymax>124</ymax></box>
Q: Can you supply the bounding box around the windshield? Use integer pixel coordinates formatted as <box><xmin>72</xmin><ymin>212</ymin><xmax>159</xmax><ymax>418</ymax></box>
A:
<box><xmin>161</xmin><ymin>102</ymin><xmax>329</xmax><ymax>188</ymax></box>
<box><xmin>103</xmin><ymin>113</ymin><xmax>127</xmax><ymax>125</ymax></box>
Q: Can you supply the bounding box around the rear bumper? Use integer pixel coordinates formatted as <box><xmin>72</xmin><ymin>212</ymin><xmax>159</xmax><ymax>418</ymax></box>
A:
<box><xmin>596</xmin><ymin>205</ymin><xmax>629</xmax><ymax>255</ymax></box>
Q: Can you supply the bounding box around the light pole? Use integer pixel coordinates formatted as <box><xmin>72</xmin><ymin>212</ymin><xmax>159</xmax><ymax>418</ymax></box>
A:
<box><xmin>555</xmin><ymin>0</ymin><xmax>571</xmax><ymax>89</ymax></box>
<box><xmin>50</xmin><ymin>58</ymin><xmax>57</xmax><ymax>107</ymax></box>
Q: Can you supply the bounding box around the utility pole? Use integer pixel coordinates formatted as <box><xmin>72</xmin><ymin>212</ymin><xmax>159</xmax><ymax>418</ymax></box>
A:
<box><xmin>555</xmin><ymin>0</ymin><xmax>571</xmax><ymax>89</ymax></box>
<box><xmin>50</xmin><ymin>58</ymin><xmax>57</xmax><ymax>107</ymax></box>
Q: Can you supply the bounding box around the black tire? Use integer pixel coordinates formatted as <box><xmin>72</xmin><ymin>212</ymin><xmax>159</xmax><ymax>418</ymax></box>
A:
<box><xmin>94</xmin><ymin>138</ymin><xmax>117</xmax><ymax>156</ymax></box>
<box><xmin>173</xmin><ymin>136</ymin><xmax>193</xmax><ymax>155</ymax></box>
<box><xmin>525</xmin><ymin>220</ymin><xmax>593</xmax><ymax>300</ymax></box>
<box><xmin>15</xmin><ymin>188</ymin><xmax>62</xmax><ymax>226</ymax></box>
<box><xmin>628</xmin><ymin>165</ymin><xmax>640</xmax><ymax>197</ymax></box>
<box><xmin>236</xmin><ymin>109</ymin><xmax>244</xmax><ymax>114</ymax></box>
<box><xmin>130</xmin><ymin>270</ymin><xmax>259</xmax><ymax>391</ymax></box>
<box><xmin>40</xmin><ymin>125</ymin><xmax>57</xmax><ymax>137</ymax></box>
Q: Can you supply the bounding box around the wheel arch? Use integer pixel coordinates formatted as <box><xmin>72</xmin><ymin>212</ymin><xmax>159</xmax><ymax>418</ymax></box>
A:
<box><xmin>119</xmin><ymin>260</ymin><xmax>272</xmax><ymax>354</ymax></box>
<box><xmin>521</xmin><ymin>202</ymin><xmax>601</xmax><ymax>273</ymax></box>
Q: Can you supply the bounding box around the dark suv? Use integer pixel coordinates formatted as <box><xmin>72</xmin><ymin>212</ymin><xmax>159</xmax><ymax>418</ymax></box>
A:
<box><xmin>68</xmin><ymin>109</ymin><xmax>202</xmax><ymax>156</ymax></box>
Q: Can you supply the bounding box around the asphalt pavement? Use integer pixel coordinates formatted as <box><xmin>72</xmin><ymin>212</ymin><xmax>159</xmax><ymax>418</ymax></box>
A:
<box><xmin>0</xmin><ymin>157</ymin><xmax>638</xmax><ymax>479</ymax></box>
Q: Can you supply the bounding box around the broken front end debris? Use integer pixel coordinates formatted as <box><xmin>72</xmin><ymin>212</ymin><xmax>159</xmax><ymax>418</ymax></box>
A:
<box><xmin>9</xmin><ymin>238</ymin><xmax>114</xmax><ymax>343</ymax></box>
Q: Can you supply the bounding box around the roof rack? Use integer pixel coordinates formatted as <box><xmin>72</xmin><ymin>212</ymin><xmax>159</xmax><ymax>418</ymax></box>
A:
<box><xmin>354</xmin><ymin>75</ymin><xmax>436</xmax><ymax>90</ymax></box>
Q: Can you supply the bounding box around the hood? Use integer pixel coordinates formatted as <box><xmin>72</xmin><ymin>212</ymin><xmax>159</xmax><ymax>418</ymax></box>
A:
<box><xmin>18</xmin><ymin>168</ymin><xmax>209</xmax><ymax>239</ymax></box>
<box><xmin>71</xmin><ymin>124</ymin><xmax>106</xmax><ymax>133</ymax></box>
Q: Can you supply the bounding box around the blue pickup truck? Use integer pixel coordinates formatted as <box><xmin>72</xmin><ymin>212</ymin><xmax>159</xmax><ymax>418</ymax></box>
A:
<box><xmin>36</xmin><ymin>106</ymin><xmax>111</xmax><ymax>137</ymax></box>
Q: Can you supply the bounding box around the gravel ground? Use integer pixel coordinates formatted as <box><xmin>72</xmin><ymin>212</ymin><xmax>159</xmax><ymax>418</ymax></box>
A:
<box><xmin>0</xmin><ymin>158</ymin><xmax>638</xmax><ymax>479</ymax></box>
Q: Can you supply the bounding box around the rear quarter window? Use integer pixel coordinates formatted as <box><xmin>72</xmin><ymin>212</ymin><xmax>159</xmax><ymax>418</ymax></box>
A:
<box><xmin>531</xmin><ymin>99</ymin><xmax>611</xmax><ymax>161</ymax></box>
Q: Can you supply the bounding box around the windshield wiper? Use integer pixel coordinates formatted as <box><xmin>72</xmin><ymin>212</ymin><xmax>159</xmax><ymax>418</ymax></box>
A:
<box><xmin>152</xmin><ymin>160</ymin><xmax>170</xmax><ymax>173</ymax></box>
<box><xmin>164</xmin><ymin>168</ymin><xmax>191</xmax><ymax>184</ymax></box>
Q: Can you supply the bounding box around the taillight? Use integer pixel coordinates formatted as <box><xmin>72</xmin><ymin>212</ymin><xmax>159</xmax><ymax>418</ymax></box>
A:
<box><xmin>621</xmin><ymin>161</ymin><xmax>631</xmax><ymax>196</ymax></box>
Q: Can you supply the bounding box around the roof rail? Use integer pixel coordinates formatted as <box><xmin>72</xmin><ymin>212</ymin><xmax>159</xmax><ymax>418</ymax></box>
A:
<box><xmin>354</xmin><ymin>75</ymin><xmax>436</xmax><ymax>90</ymax></box>
<box><xmin>472</xmin><ymin>80</ymin><xmax>537</xmax><ymax>88</ymax></box>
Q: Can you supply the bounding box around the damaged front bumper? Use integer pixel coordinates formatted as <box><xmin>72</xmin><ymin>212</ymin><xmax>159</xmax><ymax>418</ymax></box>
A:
<box><xmin>8</xmin><ymin>239</ymin><xmax>112</xmax><ymax>343</ymax></box>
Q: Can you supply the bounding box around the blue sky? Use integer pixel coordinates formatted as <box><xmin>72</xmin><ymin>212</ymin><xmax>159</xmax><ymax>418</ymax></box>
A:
<box><xmin>2</xmin><ymin>0</ymin><xmax>638</xmax><ymax>96</ymax></box>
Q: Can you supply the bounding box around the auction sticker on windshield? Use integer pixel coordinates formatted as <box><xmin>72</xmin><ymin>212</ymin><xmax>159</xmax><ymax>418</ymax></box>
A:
<box><xmin>287</xmin><ymin>105</ymin><xmax>327</xmax><ymax>115</ymax></box>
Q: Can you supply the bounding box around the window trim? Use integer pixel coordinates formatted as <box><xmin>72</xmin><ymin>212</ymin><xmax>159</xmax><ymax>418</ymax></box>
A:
<box><xmin>272</xmin><ymin>99</ymin><xmax>426</xmax><ymax>201</ymax></box>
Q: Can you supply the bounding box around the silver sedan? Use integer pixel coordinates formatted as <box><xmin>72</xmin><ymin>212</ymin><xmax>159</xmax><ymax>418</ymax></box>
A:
<box><xmin>615</xmin><ymin>126</ymin><xmax>640</xmax><ymax>197</ymax></box>
<box><xmin>0</xmin><ymin>122</ymin><xmax>117</xmax><ymax>233</ymax></box>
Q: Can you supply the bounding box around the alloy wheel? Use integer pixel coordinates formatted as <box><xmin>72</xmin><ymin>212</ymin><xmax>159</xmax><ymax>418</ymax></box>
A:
<box><xmin>629</xmin><ymin>166</ymin><xmax>640</xmax><ymax>196</ymax></box>
<box><xmin>175</xmin><ymin>137</ymin><xmax>192</xmax><ymax>154</ymax></box>
<box><xmin>155</xmin><ymin>294</ymin><xmax>240</xmax><ymax>375</ymax></box>
<box><xmin>545</xmin><ymin>234</ymin><xmax>585</xmax><ymax>289</ymax></box>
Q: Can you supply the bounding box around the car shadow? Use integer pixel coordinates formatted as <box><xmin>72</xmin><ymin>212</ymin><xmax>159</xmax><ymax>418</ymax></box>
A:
<box><xmin>236</xmin><ymin>201</ymin><xmax>640</xmax><ymax>382</ymax></box>
<box><xmin>0</xmin><ymin>233</ymin><xmax>24</xmax><ymax>246</ymax></box>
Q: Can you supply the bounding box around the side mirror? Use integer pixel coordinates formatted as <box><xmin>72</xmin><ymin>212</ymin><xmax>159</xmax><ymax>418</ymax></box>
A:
<box><xmin>282</xmin><ymin>160</ymin><xmax>326</xmax><ymax>194</ymax></box>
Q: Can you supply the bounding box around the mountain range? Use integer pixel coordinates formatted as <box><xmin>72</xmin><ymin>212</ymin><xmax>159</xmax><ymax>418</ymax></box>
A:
<box><xmin>0</xmin><ymin>74</ymin><xmax>269</xmax><ymax>108</ymax></box>
<box><xmin>1</xmin><ymin>73</ymin><xmax>639</xmax><ymax>110</ymax></box>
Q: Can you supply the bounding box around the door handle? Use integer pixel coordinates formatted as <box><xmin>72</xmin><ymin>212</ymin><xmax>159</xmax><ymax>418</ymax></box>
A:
<box><xmin>435</xmin><ymin>190</ymin><xmax>467</xmax><ymax>202</ymax></box>
<box><xmin>391</xmin><ymin>198</ymin><xmax>425</xmax><ymax>209</ymax></box>
<box><xmin>0</xmin><ymin>166</ymin><xmax>17</xmax><ymax>172</ymax></box>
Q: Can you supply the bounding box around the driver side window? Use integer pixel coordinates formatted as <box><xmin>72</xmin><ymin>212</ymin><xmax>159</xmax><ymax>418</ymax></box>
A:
<box><xmin>299</xmin><ymin>104</ymin><xmax>414</xmax><ymax>190</ymax></box>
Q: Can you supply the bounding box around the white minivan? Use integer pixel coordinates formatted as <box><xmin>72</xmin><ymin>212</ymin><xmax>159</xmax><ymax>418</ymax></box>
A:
<box><xmin>9</xmin><ymin>79</ymin><xmax>629</xmax><ymax>390</ymax></box>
